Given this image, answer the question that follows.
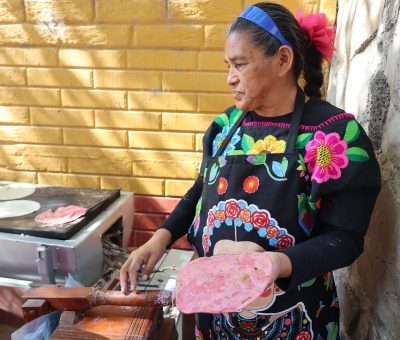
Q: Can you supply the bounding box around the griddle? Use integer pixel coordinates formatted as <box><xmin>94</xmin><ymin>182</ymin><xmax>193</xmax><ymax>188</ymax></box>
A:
<box><xmin>0</xmin><ymin>186</ymin><xmax>120</xmax><ymax>239</ymax></box>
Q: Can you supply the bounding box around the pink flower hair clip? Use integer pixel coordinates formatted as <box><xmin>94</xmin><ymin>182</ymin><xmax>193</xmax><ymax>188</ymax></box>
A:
<box><xmin>296</xmin><ymin>8</ymin><xmax>336</xmax><ymax>63</ymax></box>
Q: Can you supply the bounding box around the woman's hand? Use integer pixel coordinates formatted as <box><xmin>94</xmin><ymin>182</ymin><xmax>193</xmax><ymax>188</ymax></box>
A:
<box><xmin>119</xmin><ymin>228</ymin><xmax>172</xmax><ymax>294</ymax></box>
<box><xmin>213</xmin><ymin>239</ymin><xmax>292</xmax><ymax>281</ymax></box>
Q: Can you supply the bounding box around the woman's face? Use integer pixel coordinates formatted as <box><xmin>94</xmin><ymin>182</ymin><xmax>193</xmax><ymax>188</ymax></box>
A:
<box><xmin>224</xmin><ymin>31</ymin><xmax>280</xmax><ymax>112</ymax></box>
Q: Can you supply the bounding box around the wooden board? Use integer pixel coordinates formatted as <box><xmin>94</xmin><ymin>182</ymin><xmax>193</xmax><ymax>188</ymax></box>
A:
<box><xmin>0</xmin><ymin>187</ymin><xmax>120</xmax><ymax>239</ymax></box>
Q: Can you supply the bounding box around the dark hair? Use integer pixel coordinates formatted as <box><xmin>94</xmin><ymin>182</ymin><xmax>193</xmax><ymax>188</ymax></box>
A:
<box><xmin>228</xmin><ymin>2</ymin><xmax>323</xmax><ymax>98</ymax></box>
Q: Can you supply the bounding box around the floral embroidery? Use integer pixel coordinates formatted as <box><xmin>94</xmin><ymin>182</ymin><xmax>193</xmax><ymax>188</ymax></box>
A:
<box><xmin>295</xmin><ymin>330</ymin><xmax>312</xmax><ymax>340</ymax></box>
<box><xmin>248</xmin><ymin>135</ymin><xmax>286</xmax><ymax>154</ymax></box>
<box><xmin>247</xmin><ymin>153</ymin><xmax>289</xmax><ymax>181</ymax></box>
<box><xmin>243</xmin><ymin>176</ymin><xmax>259</xmax><ymax>193</ymax></box>
<box><xmin>188</xmin><ymin>197</ymin><xmax>202</xmax><ymax>237</ymax></box>
<box><xmin>201</xmin><ymin>199</ymin><xmax>295</xmax><ymax>254</ymax></box>
<box><xmin>212</xmin><ymin>126</ymin><xmax>241</xmax><ymax>157</ymax></box>
<box><xmin>304</xmin><ymin>131</ymin><xmax>349</xmax><ymax>183</ymax></box>
<box><xmin>217</xmin><ymin>177</ymin><xmax>228</xmax><ymax>195</ymax></box>
<box><xmin>241</xmin><ymin>133</ymin><xmax>286</xmax><ymax>155</ymax></box>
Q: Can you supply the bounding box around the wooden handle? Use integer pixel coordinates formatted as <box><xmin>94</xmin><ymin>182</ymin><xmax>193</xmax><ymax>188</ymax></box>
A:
<box><xmin>23</xmin><ymin>287</ymin><xmax>174</xmax><ymax>311</ymax></box>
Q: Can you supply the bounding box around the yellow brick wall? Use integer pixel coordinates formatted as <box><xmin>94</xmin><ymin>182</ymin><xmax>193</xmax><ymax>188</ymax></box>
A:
<box><xmin>0</xmin><ymin>0</ymin><xmax>337</xmax><ymax>196</ymax></box>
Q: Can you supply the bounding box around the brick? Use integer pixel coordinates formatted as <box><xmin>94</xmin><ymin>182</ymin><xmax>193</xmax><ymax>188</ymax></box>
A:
<box><xmin>132</xmin><ymin>159</ymin><xmax>198</xmax><ymax>179</ymax></box>
<box><xmin>133</xmin><ymin>195</ymin><xmax>180</xmax><ymax>214</ymax></box>
<box><xmin>27</xmin><ymin>68</ymin><xmax>92</xmax><ymax>87</ymax></box>
<box><xmin>6</xmin><ymin>155</ymin><xmax>67</xmax><ymax>172</ymax></box>
<box><xmin>168</xmin><ymin>0</ymin><xmax>242</xmax><ymax>23</ymax></box>
<box><xmin>243</xmin><ymin>0</ymin><xmax>317</xmax><ymax>15</ymax></box>
<box><xmin>198</xmin><ymin>94</ymin><xmax>234</xmax><ymax>112</ymax></box>
<box><xmin>0</xmin><ymin>106</ymin><xmax>29</xmax><ymax>124</ymax></box>
<box><xmin>95</xmin><ymin>110</ymin><xmax>161</xmax><ymax>130</ymax></box>
<box><xmin>0</xmin><ymin>25</ymin><xmax>130</xmax><ymax>47</ymax></box>
<box><xmin>63</xmin><ymin>128</ymin><xmax>127</xmax><ymax>147</ymax></box>
<box><xmin>59</xmin><ymin>49</ymin><xmax>126</xmax><ymax>68</ymax></box>
<box><xmin>0</xmin><ymin>126</ymin><xmax>62</xmax><ymax>144</ymax></box>
<box><xmin>25</xmin><ymin>0</ymin><xmax>93</xmax><ymax>24</ymax></box>
<box><xmin>0</xmin><ymin>67</ymin><xmax>25</xmax><ymax>85</ymax></box>
<box><xmin>162</xmin><ymin>112</ymin><xmax>214</xmax><ymax>132</ymax></box>
<box><xmin>31</xmin><ymin>108</ymin><xmax>94</xmax><ymax>127</ymax></box>
<box><xmin>163</xmin><ymin>71</ymin><xmax>229</xmax><ymax>93</ymax></box>
<box><xmin>38</xmin><ymin>173</ymin><xmax>100</xmax><ymax>189</ymax></box>
<box><xmin>0</xmin><ymin>48</ymin><xmax>58</xmax><ymax>66</ymax></box>
<box><xmin>198</xmin><ymin>51</ymin><xmax>226</xmax><ymax>71</ymax></box>
<box><xmin>133</xmin><ymin>212</ymin><xmax>166</xmax><ymax>231</ymax></box>
<box><xmin>0</xmin><ymin>0</ymin><xmax>25</xmax><ymax>23</ymax></box>
<box><xmin>68</xmin><ymin>157</ymin><xmax>131</xmax><ymax>175</ymax></box>
<box><xmin>195</xmin><ymin>134</ymin><xmax>203</xmax><ymax>151</ymax></box>
<box><xmin>320</xmin><ymin>0</ymin><xmax>338</xmax><ymax>24</ymax></box>
<box><xmin>128</xmin><ymin>91</ymin><xmax>196</xmax><ymax>111</ymax></box>
<box><xmin>0</xmin><ymin>168</ymin><xmax>36</xmax><ymax>183</ymax></box>
<box><xmin>165</xmin><ymin>179</ymin><xmax>194</xmax><ymax>197</ymax></box>
<box><xmin>94</xmin><ymin>70</ymin><xmax>161</xmax><ymax>90</ymax></box>
<box><xmin>172</xmin><ymin>235</ymin><xmax>191</xmax><ymax>250</ymax></box>
<box><xmin>62</xmin><ymin>89</ymin><xmax>125</xmax><ymax>108</ymax></box>
<box><xmin>130</xmin><ymin>230</ymin><xmax>154</xmax><ymax>247</ymax></box>
<box><xmin>62</xmin><ymin>25</ymin><xmax>131</xmax><ymax>47</ymax></box>
<box><xmin>129</xmin><ymin>131</ymin><xmax>194</xmax><ymax>150</ymax></box>
<box><xmin>0</xmin><ymin>87</ymin><xmax>60</xmax><ymax>106</ymax></box>
<box><xmin>96</xmin><ymin>0</ymin><xmax>165</xmax><ymax>23</ymax></box>
<box><xmin>101</xmin><ymin>176</ymin><xmax>164</xmax><ymax>195</ymax></box>
<box><xmin>127</xmin><ymin>50</ymin><xmax>197</xmax><ymax>71</ymax></box>
<box><xmin>134</xmin><ymin>25</ymin><xmax>203</xmax><ymax>49</ymax></box>
<box><xmin>205</xmin><ymin>25</ymin><xmax>228</xmax><ymax>49</ymax></box>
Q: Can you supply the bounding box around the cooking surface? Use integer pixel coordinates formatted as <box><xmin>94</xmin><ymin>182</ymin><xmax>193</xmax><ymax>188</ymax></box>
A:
<box><xmin>0</xmin><ymin>187</ymin><xmax>120</xmax><ymax>240</ymax></box>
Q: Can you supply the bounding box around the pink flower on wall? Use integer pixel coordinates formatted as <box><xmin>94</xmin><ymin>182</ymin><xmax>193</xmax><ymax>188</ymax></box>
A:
<box><xmin>304</xmin><ymin>131</ymin><xmax>349</xmax><ymax>183</ymax></box>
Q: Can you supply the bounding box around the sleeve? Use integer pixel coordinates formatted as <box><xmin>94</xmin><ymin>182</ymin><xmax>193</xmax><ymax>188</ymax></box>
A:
<box><xmin>158</xmin><ymin>118</ymin><xmax>223</xmax><ymax>245</ymax></box>
<box><xmin>277</xmin><ymin>117</ymin><xmax>381</xmax><ymax>289</ymax></box>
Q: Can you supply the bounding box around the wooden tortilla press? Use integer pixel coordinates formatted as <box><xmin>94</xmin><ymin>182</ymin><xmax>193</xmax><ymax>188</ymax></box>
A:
<box><xmin>21</xmin><ymin>286</ymin><xmax>176</xmax><ymax>340</ymax></box>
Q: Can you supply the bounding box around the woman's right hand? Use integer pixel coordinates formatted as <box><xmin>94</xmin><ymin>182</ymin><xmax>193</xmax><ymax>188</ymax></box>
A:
<box><xmin>119</xmin><ymin>228</ymin><xmax>172</xmax><ymax>294</ymax></box>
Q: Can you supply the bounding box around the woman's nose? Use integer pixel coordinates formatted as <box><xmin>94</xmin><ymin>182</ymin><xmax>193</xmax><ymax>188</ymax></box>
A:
<box><xmin>227</xmin><ymin>68</ymin><xmax>239</xmax><ymax>86</ymax></box>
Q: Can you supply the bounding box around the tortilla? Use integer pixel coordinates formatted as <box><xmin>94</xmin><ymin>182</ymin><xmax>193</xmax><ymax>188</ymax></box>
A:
<box><xmin>0</xmin><ymin>200</ymin><xmax>41</xmax><ymax>218</ymax></box>
<box><xmin>176</xmin><ymin>252</ymin><xmax>273</xmax><ymax>314</ymax></box>
<box><xmin>0</xmin><ymin>183</ymin><xmax>35</xmax><ymax>201</ymax></box>
<box><xmin>34</xmin><ymin>205</ymin><xmax>87</xmax><ymax>225</ymax></box>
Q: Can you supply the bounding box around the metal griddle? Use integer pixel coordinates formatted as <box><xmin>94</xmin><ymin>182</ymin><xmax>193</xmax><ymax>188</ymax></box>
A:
<box><xmin>0</xmin><ymin>187</ymin><xmax>120</xmax><ymax>240</ymax></box>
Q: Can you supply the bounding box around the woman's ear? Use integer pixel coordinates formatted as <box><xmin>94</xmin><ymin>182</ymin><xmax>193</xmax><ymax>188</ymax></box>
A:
<box><xmin>277</xmin><ymin>45</ymin><xmax>294</xmax><ymax>77</ymax></box>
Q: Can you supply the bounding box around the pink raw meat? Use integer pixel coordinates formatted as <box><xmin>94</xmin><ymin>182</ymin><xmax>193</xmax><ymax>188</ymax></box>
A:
<box><xmin>34</xmin><ymin>205</ymin><xmax>87</xmax><ymax>225</ymax></box>
<box><xmin>176</xmin><ymin>252</ymin><xmax>273</xmax><ymax>314</ymax></box>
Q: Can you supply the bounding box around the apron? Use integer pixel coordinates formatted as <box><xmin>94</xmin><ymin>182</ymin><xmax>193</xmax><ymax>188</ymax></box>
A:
<box><xmin>188</xmin><ymin>90</ymin><xmax>340</xmax><ymax>340</ymax></box>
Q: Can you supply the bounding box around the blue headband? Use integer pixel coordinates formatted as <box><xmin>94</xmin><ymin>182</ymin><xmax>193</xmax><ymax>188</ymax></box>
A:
<box><xmin>238</xmin><ymin>6</ymin><xmax>292</xmax><ymax>48</ymax></box>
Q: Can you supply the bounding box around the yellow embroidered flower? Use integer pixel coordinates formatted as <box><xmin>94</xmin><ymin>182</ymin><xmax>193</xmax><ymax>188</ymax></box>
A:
<box><xmin>247</xmin><ymin>135</ymin><xmax>286</xmax><ymax>154</ymax></box>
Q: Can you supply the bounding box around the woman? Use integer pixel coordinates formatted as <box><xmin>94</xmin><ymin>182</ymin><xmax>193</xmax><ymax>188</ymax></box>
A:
<box><xmin>120</xmin><ymin>3</ymin><xmax>381</xmax><ymax>339</ymax></box>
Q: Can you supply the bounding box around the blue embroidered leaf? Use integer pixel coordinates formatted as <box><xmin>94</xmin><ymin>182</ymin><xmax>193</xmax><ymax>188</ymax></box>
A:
<box><xmin>344</xmin><ymin>120</ymin><xmax>360</xmax><ymax>143</ymax></box>
<box><xmin>241</xmin><ymin>134</ymin><xmax>255</xmax><ymax>153</ymax></box>
<box><xmin>215</xmin><ymin>113</ymin><xmax>229</xmax><ymax>128</ymax></box>
<box><xmin>300</xmin><ymin>277</ymin><xmax>317</xmax><ymax>288</ymax></box>
<box><xmin>281</xmin><ymin>157</ymin><xmax>288</xmax><ymax>174</ymax></box>
<box><xmin>246</xmin><ymin>153</ymin><xmax>266</xmax><ymax>165</ymax></box>
<box><xmin>346</xmin><ymin>147</ymin><xmax>369</xmax><ymax>162</ymax></box>
<box><xmin>229</xmin><ymin>108</ymin><xmax>242</xmax><ymax>126</ymax></box>
<box><xmin>296</xmin><ymin>133</ymin><xmax>313</xmax><ymax>149</ymax></box>
<box><xmin>272</xmin><ymin>161</ymin><xmax>285</xmax><ymax>177</ymax></box>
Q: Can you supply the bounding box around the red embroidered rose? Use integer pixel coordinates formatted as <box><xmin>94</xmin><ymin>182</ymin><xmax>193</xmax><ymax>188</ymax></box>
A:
<box><xmin>276</xmin><ymin>235</ymin><xmax>294</xmax><ymax>249</ymax></box>
<box><xmin>215</xmin><ymin>210</ymin><xmax>226</xmax><ymax>223</ymax></box>
<box><xmin>243</xmin><ymin>176</ymin><xmax>259</xmax><ymax>193</ymax></box>
<box><xmin>239</xmin><ymin>209</ymin><xmax>251</xmax><ymax>223</ymax></box>
<box><xmin>266</xmin><ymin>226</ymin><xmax>279</xmax><ymax>239</ymax></box>
<box><xmin>284</xmin><ymin>318</ymin><xmax>292</xmax><ymax>326</ymax></box>
<box><xmin>207</xmin><ymin>211</ymin><xmax>216</xmax><ymax>226</ymax></box>
<box><xmin>225</xmin><ymin>200</ymin><xmax>240</xmax><ymax>219</ymax></box>
<box><xmin>217</xmin><ymin>177</ymin><xmax>228</xmax><ymax>195</ymax></box>
<box><xmin>295</xmin><ymin>331</ymin><xmax>311</xmax><ymax>340</ymax></box>
<box><xmin>250</xmin><ymin>211</ymin><xmax>270</xmax><ymax>229</ymax></box>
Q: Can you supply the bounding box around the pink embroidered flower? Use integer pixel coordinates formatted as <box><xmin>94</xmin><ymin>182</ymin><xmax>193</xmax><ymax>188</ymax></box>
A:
<box><xmin>225</xmin><ymin>200</ymin><xmax>240</xmax><ymax>219</ymax></box>
<box><xmin>207</xmin><ymin>211</ymin><xmax>216</xmax><ymax>227</ymax></box>
<box><xmin>295</xmin><ymin>331</ymin><xmax>311</xmax><ymax>340</ymax></box>
<box><xmin>251</xmin><ymin>211</ymin><xmax>270</xmax><ymax>229</ymax></box>
<box><xmin>276</xmin><ymin>235</ymin><xmax>294</xmax><ymax>249</ymax></box>
<box><xmin>304</xmin><ymin>131</ymin><xmax>349</xmax><ymax>184</ymax></box>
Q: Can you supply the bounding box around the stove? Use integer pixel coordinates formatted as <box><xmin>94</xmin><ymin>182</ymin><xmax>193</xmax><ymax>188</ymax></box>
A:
<box><xmin>0</xmin><ymin>183</ymin><xmax>133</xmax><ymax>286</ymax></box>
